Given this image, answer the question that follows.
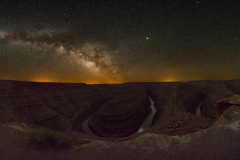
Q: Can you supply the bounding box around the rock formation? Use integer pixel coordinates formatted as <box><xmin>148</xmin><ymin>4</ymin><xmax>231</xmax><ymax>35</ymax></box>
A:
<box><xmin>89</xmin><ymin>90</ymin><xmax>151</xmax><ymax>137</ymax></box>
<box><xmin>217</xmin><ymin>94</ymin><xmax>240</xmax><ymax>115</ymax></box>
<box><xmin>0</xmin><ymin>80</ymin><xmax>240</xmax><ymax>136</ymax></box>
<box><xmin>1</xmin><ymin>80</ymin><xmax>240</xmax><ymax>159</ymax></box>
<box><xmin>0</xmin><ymin>80</ymin><xmax>122</xmax><ymax>131</ymax></box>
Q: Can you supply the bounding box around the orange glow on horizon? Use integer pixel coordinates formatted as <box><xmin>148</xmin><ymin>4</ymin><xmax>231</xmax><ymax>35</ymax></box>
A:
<box><xmin>160</xmin><ymin>77</ymin><xmax>179</xmax><ymax>82</ymax></box>
<box><xmin>85</xmin><ymin>80</ymin><xmax>123</xmax><ymax>84</ymax></box>
<box><xmin>31</xmin><ymin>77</ymin><xmax>55</xmax><ymax>83</ymax></box>
<box><xmin>29</xmin><ymin>76</ymin><xmax>123</xmax><ymax>84</ymax></box>
<box><xmin>22</xmin><ymin>76</ymin><xmax>185</xmax><ymax>84</ymax></box>
<box><xmin>2</xmin><ymin>76</ymin><xmax>238</xmax><ymax>84</ymax></box>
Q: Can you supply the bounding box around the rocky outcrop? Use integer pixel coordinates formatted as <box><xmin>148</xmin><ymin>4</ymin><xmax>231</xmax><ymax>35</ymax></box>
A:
<box><xmin>1</xmin><ymin>107</ymin><xmax>240</xmax><ymax>160</ymax></box>
<box><xmin>1</xmin><ymin>80</ymin><xmax>240</xmax><ymax>137</ymax></box>
<box><xmin>89</xmin><ymin>90</ymin><xmax>151</xmax><ymax>137</ymax></box>
<box><xmin>1</xmin><ymin>81</ymin><xmax>240</xmax><ymax>159</ymax></box>
<box><xmin>151</xmin><ymin>112</ymin><xmax>214</xmax><ymax>135</ymax></box>
<box><xmin>148</xmin><ymin>82</ymin><xmax>237</xmax><ymax>135</ymax></box>
<box><xmin>0</xmin><ymin>80</ymin><xmax>122</xmax><ymax>131</ymax></box>
<box><xmin>217</xmin><ymin>94</ymin><xmax>240</xmax><ymax>115</ymax></box>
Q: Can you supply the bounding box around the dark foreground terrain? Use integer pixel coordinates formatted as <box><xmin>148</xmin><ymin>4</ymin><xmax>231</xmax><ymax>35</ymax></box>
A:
<box><xmin>0</xmin><ymin>80</ymin><xmax>240</xmax><ymax>160</ymax></box>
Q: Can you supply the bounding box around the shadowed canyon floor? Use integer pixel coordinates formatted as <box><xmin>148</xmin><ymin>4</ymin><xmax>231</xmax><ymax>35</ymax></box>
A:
<box><xmin>0</xmin><ymin>80</ymin><xmax>240</xmax><ymax>159</ymax></box>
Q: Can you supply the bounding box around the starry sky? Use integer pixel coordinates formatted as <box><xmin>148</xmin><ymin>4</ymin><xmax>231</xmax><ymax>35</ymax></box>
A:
<box><xmin>0</xmin><ymin>0</ymin><xmax>240</xmax><ymax>83</ymax></box>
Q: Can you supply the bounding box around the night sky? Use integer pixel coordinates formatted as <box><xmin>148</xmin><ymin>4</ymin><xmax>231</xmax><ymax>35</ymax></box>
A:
<box><xmin>0</xmin><ymin>0</ymin><xmax>240</xmax><ymax>83</ymax></box>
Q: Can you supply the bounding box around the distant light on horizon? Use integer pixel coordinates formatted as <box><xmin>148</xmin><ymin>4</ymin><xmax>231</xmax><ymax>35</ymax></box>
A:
<box><xmin>31</xmin><ymin>77</ymin><xmax>55</xmax><ymax>83</ymax></box>
<box><xmin>1</xmin><ymin>0</ymin><xmax>240</xmax><ymax>83</ymax></box>
<box><xmin>160</xmin><ymin>77</ymin><xmax>179</xmax><ymax>82</ymax></box>
<box><xmin>0</xmin><ymin>76</ymin><xmax>238</xmax><ymax>84</ymax></box>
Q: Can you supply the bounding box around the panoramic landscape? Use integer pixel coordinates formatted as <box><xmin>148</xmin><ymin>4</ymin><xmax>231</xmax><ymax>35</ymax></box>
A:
<box><xmin>0</xmin><ymin>0</ymin><xmax>240</xmax><ymax>160</ymax></box>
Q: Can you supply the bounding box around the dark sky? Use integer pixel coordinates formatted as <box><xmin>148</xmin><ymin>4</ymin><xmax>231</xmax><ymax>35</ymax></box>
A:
<box><xmin>0</xmin><ymin>0</ymin><xmax>240</xmax><ymax>83</ymax></box>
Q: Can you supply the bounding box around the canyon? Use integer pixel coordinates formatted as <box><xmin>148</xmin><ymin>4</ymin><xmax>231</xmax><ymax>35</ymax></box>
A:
<box><xmin>0</xmin><ymin>80</ymin><xmax>240</xmax><ymax>159</ymax></box>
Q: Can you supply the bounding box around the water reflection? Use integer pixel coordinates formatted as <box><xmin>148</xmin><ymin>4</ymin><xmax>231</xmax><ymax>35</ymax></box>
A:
<box><xmin>137</xmin><ymin>97</ymin><xmax>157</xmax><ymax>133</ymax></box>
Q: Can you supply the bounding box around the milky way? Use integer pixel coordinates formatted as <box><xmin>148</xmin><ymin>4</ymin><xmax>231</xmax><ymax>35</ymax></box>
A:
<box><xmin>0</xmin><ymin>0</ymin><xmax>240</xmax><ymax>83</ymax></box>
<box><xmin>0</xmin><ymin>29</ymin><xmax>126</xmax><ymax>83</ymax></box>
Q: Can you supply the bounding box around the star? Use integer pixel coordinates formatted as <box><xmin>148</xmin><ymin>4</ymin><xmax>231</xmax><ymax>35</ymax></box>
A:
<box><xmin>0</xmin><ymin>1</ymin><xmax>239</xmax><ymax>83</ymax></box>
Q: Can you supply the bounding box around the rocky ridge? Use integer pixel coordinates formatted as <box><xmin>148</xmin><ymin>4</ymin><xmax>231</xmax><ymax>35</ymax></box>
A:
<box><xmin>0</xmin><ymin>80</ymin><xmax>240</xmax><ymax>137</ymax></box>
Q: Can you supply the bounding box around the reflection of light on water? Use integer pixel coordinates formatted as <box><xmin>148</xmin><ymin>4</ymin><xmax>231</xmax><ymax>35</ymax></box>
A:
<box><xmin>138</xmin><ymin>97</ymin><xmax>157</xmax><ymax>133</ymax></box>
<box><xmin>138</xmin><ymin>127</ymin><xmax>144</xmax><ymax>133</ymax></box>
<box><xmin>196</xmin><ymin>103</ymin><xmax>202</xmax><ymax>117</ymax></box>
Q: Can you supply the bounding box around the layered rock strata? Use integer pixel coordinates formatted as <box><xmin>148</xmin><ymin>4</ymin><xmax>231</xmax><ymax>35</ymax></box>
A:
<box><xmin>0</xmin><ymin>80</ymin><xmax>122</xmax><ymax>131</ymax></box>
<box><xmin>1</xmin><ymin>80</ymin><xmax>240</xmax><ymax>137</ymax></box>
<box><xmin>89</xmin><ymin>90</ymin><xmax>151</xmax><ymax>137</ymax></box>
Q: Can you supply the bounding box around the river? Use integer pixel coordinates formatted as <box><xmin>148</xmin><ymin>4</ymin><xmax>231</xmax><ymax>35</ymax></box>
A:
<box><xmin>137</xmin><ymin>97</ymin><xmax>157</xmax><ymax>133</ymax></box>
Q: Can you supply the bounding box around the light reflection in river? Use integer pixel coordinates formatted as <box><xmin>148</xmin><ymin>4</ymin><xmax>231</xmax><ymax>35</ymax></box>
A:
<box><xmin>137</xmin><ymin>97</ymin><xmax>157</xmax><ymax>133</ymax></box>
